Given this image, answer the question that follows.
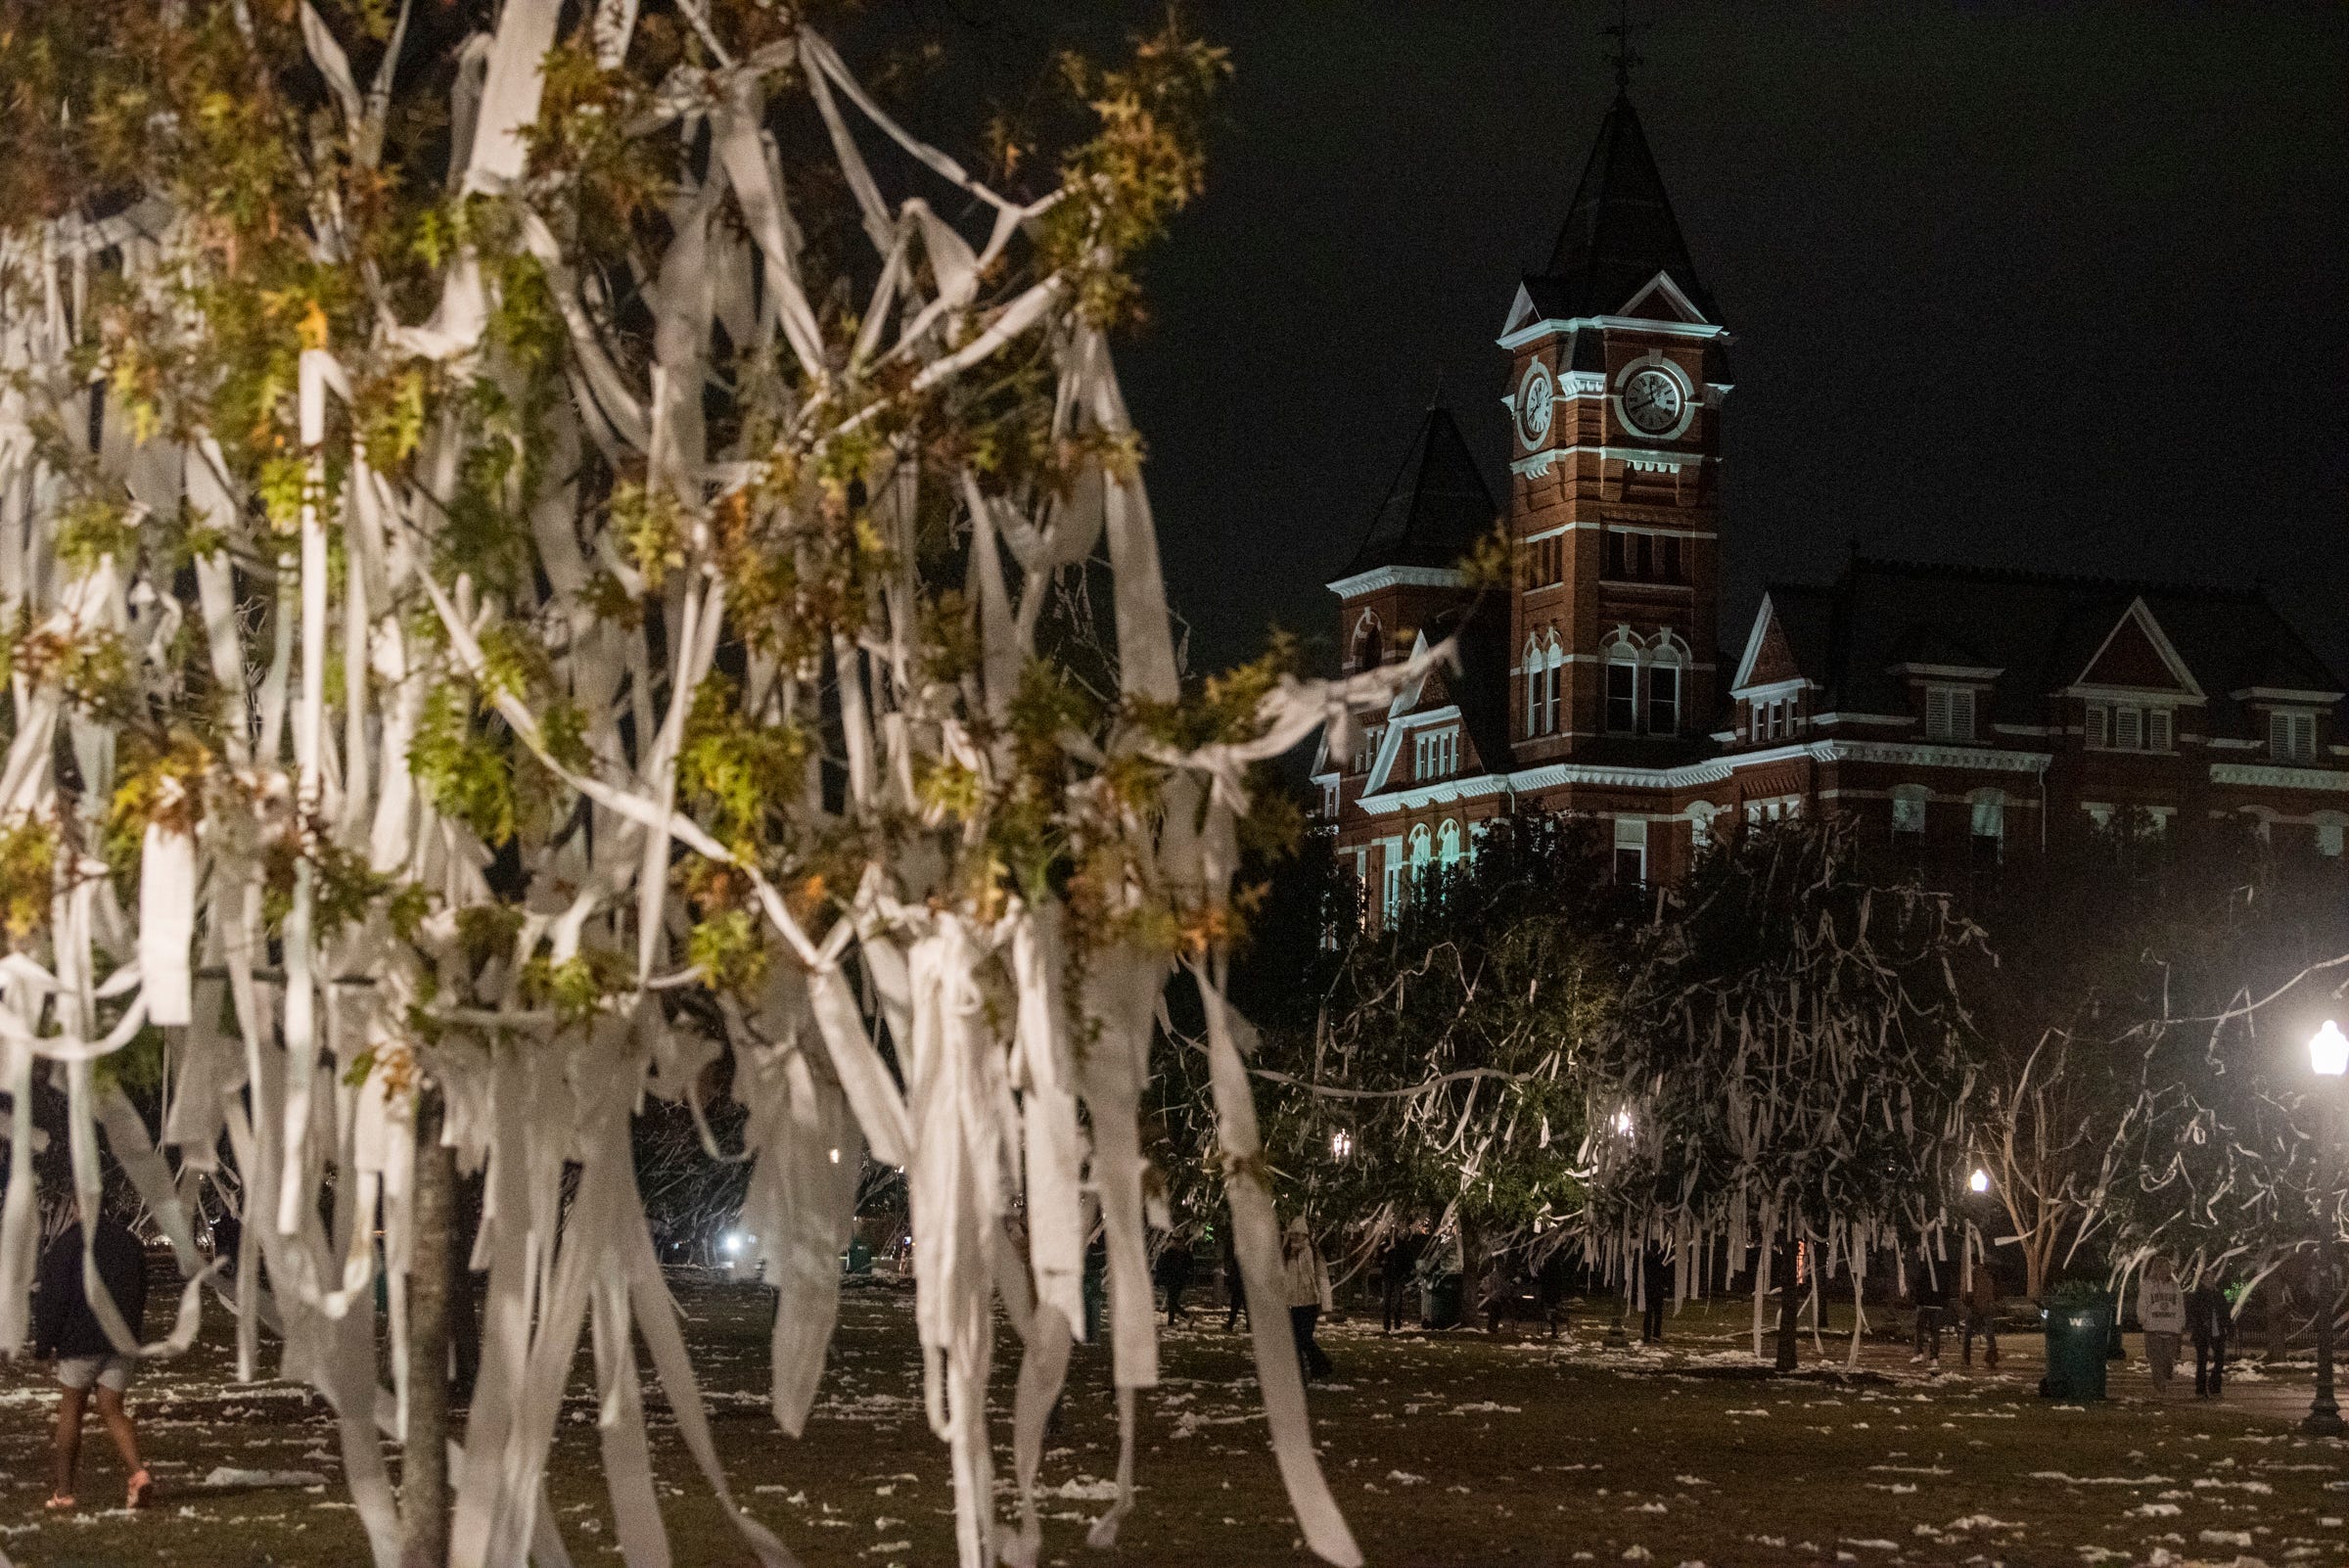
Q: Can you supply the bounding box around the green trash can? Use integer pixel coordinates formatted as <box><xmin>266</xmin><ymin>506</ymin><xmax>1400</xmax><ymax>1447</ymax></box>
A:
<box><xmin>844</xmin><ymin>1236</ymin><xmax>873</xmax><ymax>1275</ymax></box>
<box><xmin>1420</xmin><ymin>1272</ymin><xmax>1463</xmax><ymax>1330</ymax></box>
<box><xmin>2042</xmin><ymin>1295</ymin><xmax>2114</xmax><ymax>1400</ymax></box>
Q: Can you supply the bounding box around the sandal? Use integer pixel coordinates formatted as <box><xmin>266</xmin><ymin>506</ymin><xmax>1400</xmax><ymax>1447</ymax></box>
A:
<box><xmin>125</xmin><ymin>1469</ymin><xmax>153</xmax><ymax>1510</ymax></box>
<box><xmin>44</xmin><ymin>1494</ymin><xmax>75</xmax><ymax>1510</ymax></box>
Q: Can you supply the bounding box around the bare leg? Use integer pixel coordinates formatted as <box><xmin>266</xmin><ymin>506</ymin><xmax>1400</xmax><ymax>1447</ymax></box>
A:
<box><xmin>52</xmin><ymin>1385</ymin><xmax>88</xmax><ymax>1500</ymax></box>
<box><xmin>94</xmin><ymin>1386</ymin><xmax>144</xmax><ymax>1477</ymax></box>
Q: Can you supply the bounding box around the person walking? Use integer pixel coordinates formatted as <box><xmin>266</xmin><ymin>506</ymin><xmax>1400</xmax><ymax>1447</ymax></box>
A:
<box><xmin>1911</xmin><ymin>1266</ymin><xmax>1948</xmax><ymax>1366</ymax></box>
<box><xmin>1221</xmin><ymin>1228</ymin><xmax>1249</xmax><ymax>1333</ymax></box>
<box><xmin>1639</xmin><ymin>1243</ymin><xmax>1672</xmax><ymax>1344</ymax></box>
<box><xmin>1155</xmin><ymin>1230</ymin><xmax>1195</xmax><ymax>1323</ymax></box>
<box><xmin>1958</xmin><ymin>1263</ymin><xmax>2002</xmax><ymax>1368</ymax></box>
<box><xmin>1536</xmin><ymin>1247</ymin><xmax>1572</xmax><ymax>1341</ymax></box>
<box><xmin>2138</xmin><ymin>1256</ymin><xmax>2186</xmax><ymax>1393</ymax></box>
<box><xmin>2186</xmin><ymin>1276</ymin><xmax>2231</xmax><ymax>1399</ymax></box>
<box><xmin>31</xmin><ymin>1204</ymin><xmax>153</xmax><ymax>1511</ymax></box>
<box><xmin>1379</xmin><ymin>1222</ymin><xmax>1428</xmax><ymax>1335</ymax></box>
<box><xmin>1281</xmin><ymin>1217</ymin><xmax>1334</xmax><ymax>1381</ymax></box>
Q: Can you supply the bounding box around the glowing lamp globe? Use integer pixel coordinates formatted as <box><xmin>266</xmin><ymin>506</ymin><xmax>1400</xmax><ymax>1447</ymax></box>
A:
<box><xmin>2314</xmin><ymin>1020</ymin><xmax>2349</xmax><ymax>1079</ymax></box>
<box><xmin>1968</xmin><ymin>1169</ymin><xmax>1991</xmax><ymax>1194</ymax></box>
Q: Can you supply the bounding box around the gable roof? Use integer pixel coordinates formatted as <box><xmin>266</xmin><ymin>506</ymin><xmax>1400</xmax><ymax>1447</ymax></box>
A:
<box><xmin>1342</xmin><ymin>405</ymin><xmax>1499</xmax><ymax>576</ymax></box>
<box><xmin>1754</xmin><ymin>558</ymin><xmax>2340</xmax><ymax>730</ymax></box>
<box><xmin>2074</xmin><ymin>599</ymin><xmax>2202</xmax><ymax>696</ymax></box>
<box><xmin>1524</xmin><ymin>91</ymin><xmax>1716</xmax><ymax>326</ymax></box>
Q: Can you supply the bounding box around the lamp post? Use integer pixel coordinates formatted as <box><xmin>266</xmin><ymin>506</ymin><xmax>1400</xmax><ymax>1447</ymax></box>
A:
<box><xmin>2305</xmin><ymin>1020</ymin><xmax>2346</xmax><ymax>1438</ymax></box>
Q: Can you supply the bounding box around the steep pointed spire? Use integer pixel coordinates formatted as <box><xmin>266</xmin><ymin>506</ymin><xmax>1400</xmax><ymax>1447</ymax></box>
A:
<box><xmin>1534</xmin><ymin>92</ymin><xmax>1714</xmax><ymax>323</ymax></box>
<box><xmin>1343</xmin><ymin>406</ymin><xmax>1498</xmax><ymax>576</ymax></box>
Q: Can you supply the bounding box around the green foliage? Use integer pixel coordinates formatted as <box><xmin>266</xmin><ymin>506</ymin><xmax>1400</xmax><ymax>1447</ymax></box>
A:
<box><xmin>104</xmin><ymin>730</ymin><xmax>212</xmax><ymax>883</ymax></box>
<box><xmin>1038</xmin><ymin>18</ymin><xmax>1230</xmax><ymax>326</ymax></box>
<box><xmin>409</xmin><ymin>682</ymin><xmax>519</xmax><ymax>846</ymax></box>
<box><xmin>676</xmin><ymin>676</ymin><xmax>807</xmax><ymax>858</ymax></box>
<box><xmin>521</xmin><ymin>947</ymin><xmax>633</xmax><ymax>1028</ymax></box>
<box><xmin>0</xmin><ymin>817</ymin><xmax>57</xmax><ymax>947</ymax></box>
<box><xmin>55</xmin><ymin>496</ymin><xmax>140</xmax><ymax>573</ymax></box>
<box><xmin>688</xmin><ymin>907</ymin><xmax>769</xmax><ymax>994</ymax></box>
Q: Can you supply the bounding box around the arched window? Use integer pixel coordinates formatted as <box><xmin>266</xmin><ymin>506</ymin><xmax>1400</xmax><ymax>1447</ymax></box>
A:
<box><xmin>1351</xmin><ymin>611</ymin><xmax>1383</xmax><ymax>672</ymax></box>
<box><xmin>1437</xmin><ymin>818</ymin><xmax>1463</xmax><ymax>870</ymax></box>
<box><xmin>1892</xmin><ymin>784</ymin><xmax>1930</xmax><ymax>841</ymax></box>
<box><xmin>2315</xmin><ymin>811</ymin><xmax>2347</xmax><ymax>860</ymax></box>
<box><xmin>1543</xmin><ymin>633</ymin><xmax>1565</xmax><ymax>736</ymax></box>
<box><xmin>1523</xmin><ymin>636</ymin><xmax>1543</xmax><ymax>738</ymax></box>
<box><xmin>1646</xmin><ymin>633</ymin><xmax>1685</xmax><ymax>737</ymax></box>
<box><xmin>1604</xmin><ymin>633</ymin><xmax>1639</xmax><ymax>735</ymax></box>
<box><xmin>1970</xmin><ymin>789</ymin><xmax>2005</xmax><ymax>870</ymax></box>
<box><xmin>1687</xmin><ymin>801</ymin><xmax>1719</xmax><ymax>851</ymax></box>
<box><xmin>1407</xmin><ymin>823</ymin><xmax>1433</xmax><ymax>879</ymax></box>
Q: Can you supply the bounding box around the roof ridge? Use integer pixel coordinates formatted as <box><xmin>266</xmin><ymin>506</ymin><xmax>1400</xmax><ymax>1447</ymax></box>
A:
<box><xmin>1844</xmin><ymin>555</ymin><xmax>2265</xmax><ymax>604</ymax></box>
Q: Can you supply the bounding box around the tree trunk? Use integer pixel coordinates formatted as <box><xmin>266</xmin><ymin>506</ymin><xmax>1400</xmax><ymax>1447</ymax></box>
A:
<box><xmin>401</xmin><ymin>1087</ymin><xmax>455</xmax><ymax>1568</ymax></box>
<box><xmin>1773</xmin><ymin>1225</ymin><xmax>1801</xmax><ymax>1372</ymax></box>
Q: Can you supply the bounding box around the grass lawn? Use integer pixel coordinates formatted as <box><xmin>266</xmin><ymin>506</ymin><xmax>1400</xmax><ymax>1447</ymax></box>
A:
<box><xmin>1</xmin><ymin>1281</ymin><xmax>2341</xmax><ymax>1566</ymax></box>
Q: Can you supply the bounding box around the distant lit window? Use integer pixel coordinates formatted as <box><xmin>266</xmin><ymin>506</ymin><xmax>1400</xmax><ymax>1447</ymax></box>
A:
<box><xmin>1971</xmin><ymin>790</ymin><xmax>2005</xmax><ymax>867</ymax></box>
<box><xmin>2316</xmin><ymin>815</ymin><xmax>2346</xmax><ymax>858</ymax></box>
<box><xmin>1892</xmin><ymin>784</ymin><xmax>1929</xmax><ymax>838</ymax></box>
<box><xmin>1613</xmin><ymin>816</ymin><xmax>1648</xmax><ymax>886</ymax></box>
<box><xmin>1412</xmin><ymin>727</ymin><xmax>1459</xmax><ymax>780</ymax></box>
<box><xmin>1438</xmin><ymin>818</ymin><xmax>1462</xmax><ymax>870</ymax></box>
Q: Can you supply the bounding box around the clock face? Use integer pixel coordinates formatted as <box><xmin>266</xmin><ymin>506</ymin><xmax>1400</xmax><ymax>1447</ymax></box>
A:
<box><xmin>1621</xmin><ymin>366</ymin><xmax>1686</xmax><ymax>437</ymax></box>
<box><xmin>1517</xmin><ymin>362</ymin><xmax>1555</xmax><ymax>446</ymax></box>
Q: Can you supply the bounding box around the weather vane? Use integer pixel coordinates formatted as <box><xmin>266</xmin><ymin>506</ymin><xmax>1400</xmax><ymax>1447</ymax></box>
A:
<box><xmin>1601</xmin><ymin>0</ymin><xmax>1648</xmax><ymax>91</ymax></box>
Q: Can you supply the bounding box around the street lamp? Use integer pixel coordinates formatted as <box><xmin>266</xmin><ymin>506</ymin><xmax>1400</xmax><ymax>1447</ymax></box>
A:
<box><xmin>1330</xmin><ymin>1130</ymin><xmax>1354</xmax><ymax>1160</ymax></box>
<box><xmin>2306</xmin><ymin>1021</ymin><xmax>2345</xmax><ymax>1438</ymax></box>
<box><xmin>1969</xmin><ymin>1169</ymin><xmax>1991</xmax><ymax>1194</ymax></box>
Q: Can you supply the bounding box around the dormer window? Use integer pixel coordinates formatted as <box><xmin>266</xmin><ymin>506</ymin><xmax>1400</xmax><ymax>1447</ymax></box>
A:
<box><xmin>2088</xmin><ymin>702</ymin><xmax>2174</xmax><ymax>753</ymax></box>
<box><xmin>2271</xmin><ymin>711</ymin><xmax>2317</xmax><ymax>763</ymax></box>
<box><xmin>1412</xmin><ymin>726</ymin><xmax>1459</xmax><ymax>780</ymax></box>
<box><xmin>1924</xmin><ymin>686</ymin><xmax>1977</xmax><ymax>743</ymax></box>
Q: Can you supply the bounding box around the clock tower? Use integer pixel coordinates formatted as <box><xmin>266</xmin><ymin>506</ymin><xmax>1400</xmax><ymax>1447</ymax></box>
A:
<box><xmin>1501</xmin><ymin>90</ymin><xmax>1730</xmax><ymax>766</ymax></box>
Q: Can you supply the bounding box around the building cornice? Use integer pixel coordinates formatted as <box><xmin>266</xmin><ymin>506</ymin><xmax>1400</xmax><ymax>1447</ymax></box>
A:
<box><xmin>2209</xmin><ymin>762</ymin><xmax>2349</xmax><ymax>794</ymax></box>
<box><xmin>2233</xmin><ymin>686</ymin><xmax>2346</xmax><ymax>706</ymax></box>
<box><xmin>1326</xmin><ymin>564</ymin><xmax>1468</xmax><ymax>599</ymax></box>
<box><xmin>2069</xmin><ymin>681</ymin><xmax>2206</xmax><ymax>709</ymax></box>
<box><xmin>1511</xmin><ymin>443</ymin><xmax>1707</xmax><ymax>480</ymax></box>
<box><xmin>1497</xmin><ymin>313</ymin><xmax>1729</xmax><ymax>352</ymax></box>
<box><xmin>1353</xmin><ymin>771</ymin><xmax>1513</xmax><ymax>817</ymax></box>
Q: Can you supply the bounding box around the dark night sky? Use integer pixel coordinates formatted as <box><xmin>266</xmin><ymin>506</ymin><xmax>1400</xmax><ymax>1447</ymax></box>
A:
<box><xmin>1015</xmin><ymin>2</ymin><xmax>2349</xmax><ymax>681</ymax></box>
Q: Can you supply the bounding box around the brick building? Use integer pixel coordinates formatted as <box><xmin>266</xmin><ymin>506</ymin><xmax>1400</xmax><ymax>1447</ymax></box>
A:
<box><xmin>1313</xmin><ymin>90</ymin><xmax>2345</xmax><ymax>919</ymax></box>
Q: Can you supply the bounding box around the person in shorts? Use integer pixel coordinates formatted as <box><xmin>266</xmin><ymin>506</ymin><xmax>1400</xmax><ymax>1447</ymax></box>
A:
<box><xmin>31</xmin><ymin>1202</ymin><xmax>153</xmax><ymax>1511</ymax></box>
